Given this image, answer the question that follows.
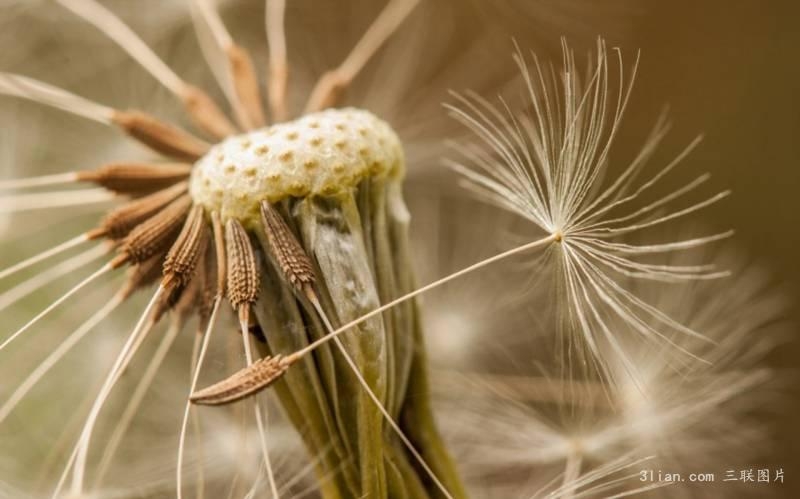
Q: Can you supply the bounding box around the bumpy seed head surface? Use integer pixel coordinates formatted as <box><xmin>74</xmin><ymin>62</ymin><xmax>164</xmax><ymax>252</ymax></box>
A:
<box><xmin>190</xmin><ymin>108</ymin><xmax>404</xmax><ymax>226</ymax></box>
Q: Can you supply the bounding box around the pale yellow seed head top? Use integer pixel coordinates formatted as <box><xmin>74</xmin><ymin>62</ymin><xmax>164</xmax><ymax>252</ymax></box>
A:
<box><xmin>190</xmin><ymin>108</ymin><xmax>404</xmax><ymax>226</ymax></box>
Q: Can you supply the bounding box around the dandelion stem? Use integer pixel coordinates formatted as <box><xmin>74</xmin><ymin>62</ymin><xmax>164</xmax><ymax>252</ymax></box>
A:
<box><xmin>0</xmin><ymin>233</ymin><xmax>90</xmax><ymax>281</ymax></box>
<box><xmin>0</xmin><ymin>244</ymin><xmax>108</xmax><ymax>311</ymax></box>
<box><xmin>561</xmin><ymin>446</ymin><xmax>583</xmax><ymax>499</ymax></box>
<box><xmin>194</xmin><ymin>0</ymin><xmax>233</xmax><ymax>48</ymax></box>
<box><xmin>304</xmin><ymin>0</ymin><xmax>421</xmax><ymax>112</ymax></box>
<box><xmin>189</xmin><ymin>332</ymin><xmax>207</xmax><ymax>499</ymax></box>
<box><xmin>0</xmin><ymin>72</ymin><xmax>114</xmax><ymax>123</ymax></box>
<box><xmin>69</xmin><ymin>289</ymin><xmax>163</xmax><ymax>497</ymax></box>
<box><xmin>51</xmin><ymin>285</ymin><xmax>165</xmax><ymax>498</ymax></box>
<box><xmin>56</xmin><ymin>0</ymin><xmax>236</xmax><ymax>138</ymax></box>
<box><xmin>276</xmin><ymin>447</ymin><xmax>329</xmax><ymax>495</ymax></box>
<box><xmin>56</xmin><ymin>0</ymin><xmax>186</xmax><ymax>96</ymax></box>
<box><xmin>431</xmin><ymin>370</ymin><xmax>610</xmax><ymax>407</ymax></box>
<box><xmin>192</xmin><ymin>0</ymin><xmax>265</xmax><ymax>129</ymax></box>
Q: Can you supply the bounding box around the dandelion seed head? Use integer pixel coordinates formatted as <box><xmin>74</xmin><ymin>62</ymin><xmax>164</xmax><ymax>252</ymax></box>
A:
<box><xmin>190</xmin><ymin>108</ymin><xmax>403</xmax><ymax>225</ymax></box>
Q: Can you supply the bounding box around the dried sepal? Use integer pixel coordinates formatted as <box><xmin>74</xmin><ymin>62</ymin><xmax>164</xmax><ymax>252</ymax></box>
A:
<box><xmin>190</xmin><ymin>354</ymin><xmax>290</xmax><ymax>405</ymax></box>
<box><xmin>111</xmin><ymin>109</ymin><xmax>211</xmax><ymax>161</ymax></box>
<box><xmin>259</xmin><ymin>201</ymin><xmax>316</xmax><ymax>291</ymax></box>
<box><xmin>225</xmin><ymin>218</ymin><xmax>259</xmax><ymax>308</ymax></box>
<box><xmin>77</xmin><ymin>162</ymin><xmax>192</xmax><ymax>195</ymax></box>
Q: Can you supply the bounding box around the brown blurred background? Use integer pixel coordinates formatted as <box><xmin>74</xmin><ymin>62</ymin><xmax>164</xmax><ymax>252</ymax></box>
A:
<box><xmin>613</xmin><ymin>0</ymin><xmax>800</xmax><ymax>495</ymax></box>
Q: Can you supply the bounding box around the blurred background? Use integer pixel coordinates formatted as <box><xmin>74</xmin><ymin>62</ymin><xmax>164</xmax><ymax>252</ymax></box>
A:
<box><xmin>616</xmin><ymin>2</ymin><xmax>800</xmax><ymax>496</ymax></box>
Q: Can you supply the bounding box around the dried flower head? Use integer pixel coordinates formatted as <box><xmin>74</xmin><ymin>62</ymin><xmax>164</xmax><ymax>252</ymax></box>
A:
<box><xmin>0</xmin><ymin>1</ymin><xmax>469</xmax><ymax>497</ymax></box>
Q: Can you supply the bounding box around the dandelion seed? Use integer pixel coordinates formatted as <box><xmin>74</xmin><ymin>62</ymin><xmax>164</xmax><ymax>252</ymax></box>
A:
<box><xmin>437</xmin><ymin>250</ymin><xmax>786</xmax><ymax>498</ymax></box>
<box><xmin>446</xmin><ymin>39</ymin><xmax>734</xmax><ymax>386</ymax></box>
